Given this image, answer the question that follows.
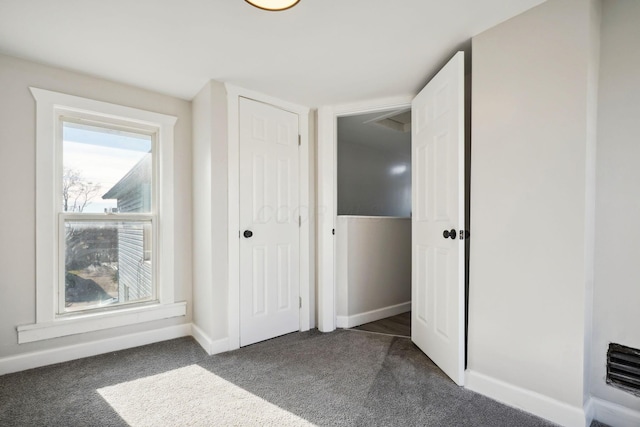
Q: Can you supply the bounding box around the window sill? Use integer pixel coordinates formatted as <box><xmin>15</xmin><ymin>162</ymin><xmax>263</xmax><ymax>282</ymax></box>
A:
<box><xmin>17</xmin><ymin>302</ymin><xmax>187</xmax><ymax>344</ymax></box>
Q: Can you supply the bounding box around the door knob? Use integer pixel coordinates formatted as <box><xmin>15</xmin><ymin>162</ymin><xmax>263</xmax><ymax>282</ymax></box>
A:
<box><xmin>443</xmin><ymin>229</ymin><xmax>457</xmax><ymax>239</ymax></box>
<box><xmin>243</xmin><ymin>230</ymin><xmax>253</xmax><ymax>238</ymax></box>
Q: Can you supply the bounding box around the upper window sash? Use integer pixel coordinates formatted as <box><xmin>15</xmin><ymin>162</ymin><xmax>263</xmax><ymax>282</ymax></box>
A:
<box><xmin>58</xmin><ymin>116</ymin><xmax>158</xmax><ymax>215</ymax></box>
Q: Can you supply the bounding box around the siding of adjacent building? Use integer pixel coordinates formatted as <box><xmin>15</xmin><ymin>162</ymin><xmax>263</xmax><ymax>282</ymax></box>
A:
<box><xmin>102</xmin><ymin>154</ymin><xmax>153</xmax><ymax>304</ymax></box>
<box><xmin>118</xmin><ymin>223</ymin><xmax>152</xmax><ymax>302</ymax></box>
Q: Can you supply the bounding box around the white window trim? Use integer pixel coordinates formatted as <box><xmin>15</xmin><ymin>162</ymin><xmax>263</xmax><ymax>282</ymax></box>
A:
<box><xmin>18</xmin><ymin>88</ymin><xmax>185</xmax><ymax>344</ymax></box>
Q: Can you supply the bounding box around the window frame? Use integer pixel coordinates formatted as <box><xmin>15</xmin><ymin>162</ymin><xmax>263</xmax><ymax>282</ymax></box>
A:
<box><xmin>57</xmin><ymin>114</ymin><xmax>158</xmax><ymax>315</ymax></box>
<box><xmin>18</xmin><ymin>88</ymin><xmax>185</xmax><ymax>344</ymax></box>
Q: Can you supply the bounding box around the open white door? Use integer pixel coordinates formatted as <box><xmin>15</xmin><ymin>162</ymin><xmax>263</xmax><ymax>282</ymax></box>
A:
<box><xmin>239</xmin><ymin>97</ymin><xmax>300</xmax><ymax>347</ymax></box>
<box><xmin>411</xmin><ymin>51</ymin><xmax>465</xmax><ymax>385</ymax></box>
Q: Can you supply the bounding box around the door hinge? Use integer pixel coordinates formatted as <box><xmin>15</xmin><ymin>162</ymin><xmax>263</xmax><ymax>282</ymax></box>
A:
<box><xmin>299</xmin><ymin>215</ymin><xmax>301</xmax><ymax>227</ymax></box>
<box><xmin>298</xmin><ymin>134</ymin><xmax>301</xmax><ymax>146</ymax></box>
<box><xmin>299</xmin><ymin>297</ymin><xmax>302</xmax><ymax>308</ymax></box>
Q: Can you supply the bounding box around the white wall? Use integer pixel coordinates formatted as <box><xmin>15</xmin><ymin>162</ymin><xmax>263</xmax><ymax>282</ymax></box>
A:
<box><xmin>191</xmin><ymin>81</ymin><xmax>230</xmax><ymax>351</ymax></box>
<box><xmin>467</xmin><ymin>0</ymin><xmax>600</xmax><ymax>424</ymax></box>
<box><xmin>336</xmin><ymin>216</ymin><xmax>411</xmax><ymax>327</ymax></box>
<box><xmin>0</xmin><ymin>54</ymin><xmax>192</xmax><ymax>359</ymax></box>
<box><xmin>591</xmin><ymin>0</ymin><xmax>640</xmax><ymax>413</ymax></box>
<box><xmin>337</xmin><ymin>139</ymin><xmax>411</xmax><ymax>217</ymax></box>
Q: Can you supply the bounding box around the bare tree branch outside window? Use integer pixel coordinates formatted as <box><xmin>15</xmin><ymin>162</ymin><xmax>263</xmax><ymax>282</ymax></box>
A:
<box><xmin>62</xmin><ymin>167</ymin><xmax>102</xmax><ymax>212</ymax></box>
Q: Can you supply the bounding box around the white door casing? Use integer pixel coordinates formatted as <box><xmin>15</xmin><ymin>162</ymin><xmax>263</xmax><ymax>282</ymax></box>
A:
<box><xmin>411</xmin><ymin>51</ymin><xmax>466</xmax><ymax>386</ymax></box>
<box><xmin>316</xmin><ymin>96</ymin><xmax>413</xmax><ymax>333</ymax></box>
<box><xmin>239</xmin><ymin>97</ymin><xmax>300</xmax><ymax>347</ymax></box>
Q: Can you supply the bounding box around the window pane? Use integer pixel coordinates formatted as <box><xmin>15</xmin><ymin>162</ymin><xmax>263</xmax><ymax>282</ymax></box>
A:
<box><xmin>62</xmin><ymin>121</ymin><xmax>153</xmax><ymax>213</ymax></box>
<box><xmin>64</xmin><ymin>220</ymin><xmax>153</xmax><ymax>313</ymax></box>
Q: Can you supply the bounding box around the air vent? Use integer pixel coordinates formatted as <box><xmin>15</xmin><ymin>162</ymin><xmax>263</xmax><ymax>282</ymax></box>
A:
<box><xmin>607</xmin><ymin>343</ymin><xmax>640</xmax><ymax>397</ymax></box>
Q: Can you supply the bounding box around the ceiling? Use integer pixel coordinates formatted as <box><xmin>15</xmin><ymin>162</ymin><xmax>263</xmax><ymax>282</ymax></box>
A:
<box><xmin>338</xmin><ymin>109</ymin><xmax>411</xmax><ymax>154</ymax></box>
<box><xmin>0</xmin><ymin>0</ymin><xmax>546</xmax><ymax>107</ymax></box>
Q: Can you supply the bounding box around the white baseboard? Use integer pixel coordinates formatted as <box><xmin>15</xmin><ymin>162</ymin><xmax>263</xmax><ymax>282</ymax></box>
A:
<box><xmin>0</xmin><ymin>323</ymin><xmax>191</xmax><ymax>376</ymax></box>
<box><xmin>589</xmin><ymin>397</ymin><xmax>640</xmax><ymax>427</ymax></box>
<box><xmin>584</xmin><ymin>397</ymin><xmax>596</xmax><ymax>426</ymax></box>
<box><xmin>210</xmin><ymin>337</ymin><xmax>230</xmax><ymax>355</ymax></box>
<box><xmin>465</xmin><ymin>370</ymin><xmax>586</xmax><ymax>427</ymax></box>
<box><xmin>191</xmin><ymin>324</ymin><xmax>229</xmax><ymax>355</ymax></box>
<box><xmin>336</xmin><ymin>301</ymin><xmax>411</xmax><ymax>329</ymax></box>
<box><xmin>191</xmin><ymin>323</ymin><xmax>213</xmax><ymax>354</ymax></box>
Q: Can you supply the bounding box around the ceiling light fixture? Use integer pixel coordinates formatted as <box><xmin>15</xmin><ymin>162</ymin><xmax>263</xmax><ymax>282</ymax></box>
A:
<box><xmin>245</xmin><ymin>0</ymin><xmax>300</xmax><ymax>11</ymax></box>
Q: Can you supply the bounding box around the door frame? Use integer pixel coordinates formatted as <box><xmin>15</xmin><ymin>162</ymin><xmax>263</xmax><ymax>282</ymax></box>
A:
<box><xmin>226</xmin><ymin>84</ymin><xmax>313</xmax><ymax>350</ymax></box>
<box><xmin>317</xmin><ymin>95</ymin><xmax>414</xmax><ymax>332</ymax></box>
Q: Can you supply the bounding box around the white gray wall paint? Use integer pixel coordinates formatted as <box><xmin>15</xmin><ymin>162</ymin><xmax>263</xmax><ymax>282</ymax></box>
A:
<box><xmin>336</xmin><ymin>217</ymin><xmax>411</xmax><ymax>318</ymax></box>
<box><xmin>192</xmin><ymin>81</ymin><xmax>229</xmax><ymax>345</ymax></box>
<box><xmin>583</xmin><ymin>0</ymin><xmax>602</xmax><ymax>408</ymax></box>
<box><xmin>468</xmin><ymin>0</ymin><xmax>598</xmax><ymax>412</ymax></box>
<box><xmin>0</xmin><ymin>54</ymin><xmax>193</xmax><ymax>359</ymax></box>
<box><xmin>337</xmin><ymin>116</ymin><xmax>411</xmax><ymax>217</ymax></box>
<box><xmin>592</xmin><ymin>0</ymin><xmax>640</xmax><ymax>412</ymax></box>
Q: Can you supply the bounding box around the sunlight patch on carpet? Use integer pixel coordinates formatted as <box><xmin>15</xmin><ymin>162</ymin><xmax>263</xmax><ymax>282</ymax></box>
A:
<box><xmin>97</xmin><ymin>364</ymin><xmax>315</xmax><ymax>426</ymax></box>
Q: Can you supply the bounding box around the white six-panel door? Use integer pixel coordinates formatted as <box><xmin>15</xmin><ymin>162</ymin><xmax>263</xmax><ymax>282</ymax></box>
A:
<box><xmin>239</xmin><ymin>97</ymin><xmax>300</xmax><ymax>347</ymax></box>
<box><xmin>411</xmin><ymin>51</ymin><xmax>466</xmax><ymax>385</ymax></box>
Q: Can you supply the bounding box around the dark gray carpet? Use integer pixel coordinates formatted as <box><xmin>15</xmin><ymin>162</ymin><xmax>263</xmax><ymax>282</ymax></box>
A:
<box><xmin>0</xmin><ymin>329</ymin><xmax>602</xmax><ymax>426</ymax></box>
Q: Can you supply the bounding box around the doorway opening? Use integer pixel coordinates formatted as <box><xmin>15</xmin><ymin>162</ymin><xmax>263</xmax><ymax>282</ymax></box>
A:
<box><xmin>335</xmin><ymin>107</ymin><xmax>412</xmax><ymax>338</ymax></box>
<box><xmin>319</xmin><ymin>50</ymin><xmax>469</xmax><ymax>386</ymax></box>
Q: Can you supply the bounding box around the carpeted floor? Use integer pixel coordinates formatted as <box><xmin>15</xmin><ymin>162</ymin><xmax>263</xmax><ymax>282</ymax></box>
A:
<box><xmin>0</xmin><ymin>329</ymin><xmax>605</xmax><ymax>426</ymax></box>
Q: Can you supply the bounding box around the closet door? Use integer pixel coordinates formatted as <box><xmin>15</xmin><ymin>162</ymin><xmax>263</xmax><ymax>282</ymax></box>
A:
<box><xmin>239</xmin><ymin>97</ymin><xmax>300</xmax><ymax>347</ymax></box>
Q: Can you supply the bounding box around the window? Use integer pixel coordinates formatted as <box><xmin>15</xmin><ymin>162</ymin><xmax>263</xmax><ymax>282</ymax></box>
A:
<box><xmin>18</xmin><ymin>88</ymin><xmax>185</xmax><ymax>344</ymax></box>
<box><xmin>62</xmin><ymin>121</ymin><xmax>155</xmax><ymax>313</ymax></box>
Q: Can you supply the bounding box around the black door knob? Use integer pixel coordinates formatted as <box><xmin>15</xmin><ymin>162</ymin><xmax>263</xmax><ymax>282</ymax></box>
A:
<box><xmin>443</xmin><ymin>229</ymin><xmax>457</xmax><ymax>240</ymax></box>
<box><xmin>243</xmin><ymin>230</ymin><xmax>253</xmax><ymax>238</ymax></box>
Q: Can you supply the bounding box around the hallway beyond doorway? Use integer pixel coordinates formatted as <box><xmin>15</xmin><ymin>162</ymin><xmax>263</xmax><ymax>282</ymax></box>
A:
<box><xmin>352</xmin><ymin>311</ymin><xmax>411</xmax><ymax>338</ymax></box>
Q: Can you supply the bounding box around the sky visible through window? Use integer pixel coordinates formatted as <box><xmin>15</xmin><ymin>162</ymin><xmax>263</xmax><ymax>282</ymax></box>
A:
<box><xmin>63</xmin><ymin>122</ymin><xmax>152</xmax><ymax>213</ymax></box>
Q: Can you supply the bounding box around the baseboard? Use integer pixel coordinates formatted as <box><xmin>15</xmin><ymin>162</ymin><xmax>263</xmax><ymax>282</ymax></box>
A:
<box><xmin>191</xmin><ymin>324</ymin><xmax>229</xmax><ymax>355</ymax></box>
<box><xmin>336</xmin><ymin>301</ymin><xmax>411</xmax><ymax>329</ymax></box>
<box><xmin>210</xmin><ymin>337</ymin><xmax>230</xmax><ymax>355</ymax></box>
<box><xmin>0</xmin><ymin>323</ymin><xmax>191</xmax><ymax>376</ymax></box>
<box><xmin>584</xmin><ymin>397</ymin><xmax>596</xmax><ymax>426</ymax></box>
<box><xmin>589</xmin><ymin>397</ymin><xmax>640</xmax><ymax>427</ymax></box>
<box><xmin>190</xmin><ymin>323</ymin><xmax>213</xmax><ymax>354</ymax></box>
<box><xmin>465</xmin><ymin>370</ymin><xmax>586</xmax><ymax>427</ymax></box>
<box><xmin>336</xmin><ymin>316</ymin><xmax>348</xmax><ymax>328</ymax></box>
